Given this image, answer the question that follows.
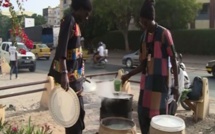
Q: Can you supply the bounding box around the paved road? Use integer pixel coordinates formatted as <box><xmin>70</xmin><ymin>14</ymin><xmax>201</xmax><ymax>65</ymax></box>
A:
<box><xmin>33</xmin><ymin>54</ymin><xmax>215</xmax><ymax>98</ymax></box>
<box><xmin>1</xmin><ymin>52</ymin><xmax>214</xmax><ymax>98</ymax></box>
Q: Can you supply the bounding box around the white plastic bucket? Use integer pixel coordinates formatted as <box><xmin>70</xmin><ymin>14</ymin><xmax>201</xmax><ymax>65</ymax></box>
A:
<box><xmin>150</xmin><ymin>115</ymin><xmax>186</xmax><ymax>134</ymax></box>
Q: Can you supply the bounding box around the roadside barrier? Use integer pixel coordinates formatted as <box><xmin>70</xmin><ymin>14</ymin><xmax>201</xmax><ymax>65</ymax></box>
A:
<box><xmin>0</xmin><ymin>72</ymin><xmax>210</xmax><ymax>123</ymax></box>
<box><xmin>0</xmin><ymin>72</ymin><xmax>140</xmax><ymax>99</ymax></box>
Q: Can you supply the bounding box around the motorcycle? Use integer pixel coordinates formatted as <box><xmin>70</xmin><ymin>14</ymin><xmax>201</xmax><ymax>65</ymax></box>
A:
<box><xmin>178</xmin><ymin>54</ymin><xmax>191</xmax><ymax>111</ymax></box>
<box><xmin>92</xmin><ymin>49</ymin><xmax>108</xmax><ymax>68</ymax></box>
<box><xmin>168</xmin><ymin>53</ymin><xmax>191</xmax><ymax>114</ymax></box>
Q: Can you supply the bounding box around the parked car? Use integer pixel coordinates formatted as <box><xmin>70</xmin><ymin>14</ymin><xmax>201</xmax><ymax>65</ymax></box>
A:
<box><xmin>206</xmin><ymin>60</ymin><xmax>215</xmax><ymax>76</ymax></box>
<box><xmin>0</xmin><ymin>42</ymin><xmax>36</xmax><ymax>72</ymax></box>
<box><xmin>31</xmin><ymin>43</ymin><xmax>51</xmax><ymax>60</ymax></box>
<box><xmin>122</xmin><ymin>50</ymin><xmax>140</xmax><ymax>68</ymax></box>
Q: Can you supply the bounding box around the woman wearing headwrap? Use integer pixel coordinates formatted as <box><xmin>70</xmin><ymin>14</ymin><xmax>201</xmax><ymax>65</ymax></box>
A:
<box><xmin>122</xmin><ymin>0</ymin><xmax>179</xmax><ymax>133</ymax></box>
<box><xmin>48</xmin><ymin>0</ymin><xmax>92</xmax><ymax>133</ymax></box>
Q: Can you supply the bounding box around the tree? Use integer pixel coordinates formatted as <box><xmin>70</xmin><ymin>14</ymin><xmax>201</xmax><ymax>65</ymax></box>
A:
<box><xmin>93</xmin><ymin>0</ymin><xmax>143</xmax><ymax>51</ymax></box>
<box><xmin>0</xmin><ymin>13</ymin><xmax>12</xmax><ymax>41</ymax></box>
<box><xmin>17</xmin><ymin>14</ymin><xmax>46</xmax><ymax>27</ymax></box>
<box><xmin>63</xmin><ymin>8</ymin><xmax>112</xmax><ymax>48</ymax></box>
<box><xmin>64</xmin><ymin>8</ymin><xmax>71</xmax><ymax>17</ymax></box>
<box><xmin>0</xmin><ymin>0</ymin><xmax>34</xmax><ymax>48</ymax></box>
<box><xmin>155</xmin><ymin>0</ymin><xmax>201</xmax><ymax>30</ymax></box>
<box><xmin>80</xmin><ymin>12</ymin><xmax>113</xmax><ymax>48</ymax></box>
<box><xmin>30</xmin><ymin>13</ymin><xmax>46</xmax><ymax>26</ymax></box>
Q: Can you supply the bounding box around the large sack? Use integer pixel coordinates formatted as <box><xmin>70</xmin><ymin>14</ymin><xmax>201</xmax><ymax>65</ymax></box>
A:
<box><xmin>0</xmin><ymin>57</ymin><xmax>10</xmax><ymax>75</ymax></box>
<box><xmin>187</xmin><ymin>76</ymin><xmax>203</xmax><ymax>100</ymax></box>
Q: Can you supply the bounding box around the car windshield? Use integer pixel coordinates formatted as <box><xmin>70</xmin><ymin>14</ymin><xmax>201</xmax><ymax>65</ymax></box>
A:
<box><xmin>16</xmin><ymin>43</ymin><xmax>29</xmax><ymax>52</ymax></box>
<box><xmin>38</xmin><ymin>44</ymin><xmax>48</xmax><ymax>48</ymax></box>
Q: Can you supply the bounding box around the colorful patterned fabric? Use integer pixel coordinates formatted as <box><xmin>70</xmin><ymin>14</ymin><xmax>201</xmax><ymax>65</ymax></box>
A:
<box><xmin>138</xmin><ymin>24</ymin><xmax>176</xmax><ymax>118</ymax></box>
<box><xmin>52</xmin><ymin>23</ymin><xmax>84</xmax><ymax>80</ymax></box>
<box><xmin>48</xmin><ymin>15</ymin><xmax>84</xmax><ymax>85</ymax></box>
<box><xmin>67</xmin><ymin>23</ymin><xmax>85</xmax><ymax>80</ymax></box>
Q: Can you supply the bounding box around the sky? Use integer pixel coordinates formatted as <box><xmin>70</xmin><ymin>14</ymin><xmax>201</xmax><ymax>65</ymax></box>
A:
<box><xmin>1</xmin><ymin>0</ymin><xmax>59</xmax><ymax>15</ymax></box>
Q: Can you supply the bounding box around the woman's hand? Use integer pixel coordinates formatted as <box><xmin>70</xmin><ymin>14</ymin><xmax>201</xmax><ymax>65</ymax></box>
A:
<box><xmin>61</xmin><ymin>73</ymin><xmax>70</xmax><ymax>91</ymax></box>
<box><xmin>121</xmin><ymin>74</ymin><xmax>131</xmax><ymax>85</ymax></box>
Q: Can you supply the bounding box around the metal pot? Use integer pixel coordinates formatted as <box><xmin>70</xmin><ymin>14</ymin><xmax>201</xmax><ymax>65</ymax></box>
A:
<box><xmin>100</xmin><ymin>93</ymin><xmax>133</xmax><ymax>120</ymax></box>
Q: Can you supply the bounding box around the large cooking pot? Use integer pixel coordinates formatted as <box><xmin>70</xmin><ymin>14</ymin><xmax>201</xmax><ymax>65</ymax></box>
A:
<box><xmin>100</xmin><ymin>93</ymin><xmax>133</xmax><ymax>120</ymax></box>
<box><xmin>99</xmin><ymin>117</ymin><xmax>136</xmax><ymax>134</ymax></box>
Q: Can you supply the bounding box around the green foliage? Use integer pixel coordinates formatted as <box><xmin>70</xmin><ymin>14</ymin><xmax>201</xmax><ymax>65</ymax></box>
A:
<box><xmin>180</xmin><ymin>89</ymin><xmax>192</xmax><ymax>101</ymax></box>
<box><xmin>172</xmin><ymin>29</ymin><xmax>215</xmax><ymax>55</ymax></box>
<box><xmin>93</xmin><ymin>0</ymin><xmax>129</xmax><ymax>30</ymax></box>
<box><xmin>93</xmin><ymin>0</ymin><xmax>143</xmax><ymax>51</ymax></box>
<box><xmin>30</xmin><ymin>14</ymin><xmax>46</xmax><ymax>26</ymax></box>
<box><xmin>155</xmin><ymin>0</ymin><xmax>201</xmax><ymax>30</ymax></box>
<box><xmin>14</xmin><ymin>13</ymin><xmax>46</xmax><ymax>28</ymax></box>
<box><xmin>0</xmin><ymin>117</ymin><xmax>52</xmax><ymax>134</ymax></box>
<box><xmin>63</xmin><ymin>8</ymin><xmax>71</xmax><ymax>17</ymax></box>
<box><xmin>93</xmin><ymin>31</ymin><xmax>125</xmax><ymax>50</ymax></box>
<box><xmin>0</xmin><ymin>118</ymin><xmax>8</xmax><ymax>131</ymax></box>
<box><xmin>93</xmin><ymin>30</ymin><xmax>144</xmax><ymax>50</ymax></box>
<box><xmin>0</xmin><ymin>13</ymin><xmax>12</xmax><ymax>41</ymax></box>
<box><xmin>93</xmin><ymin>0</ymin><xmax>141</xmax><ymax>31</ymax></box>
<box><xmin>94</xmin><ymin>29</ymin><xmax>215</xmax><ymax>55</ymax></box>
<box><xmin>92</xmin><ymin>0</ymin><xmax>201</xmax><ymax>50</ymax></box>
<box><xmin>62</xmin><ymin>7</ymin><xmax>111</xmax><ymax>48</ymax></box>
<box><xmin>80</xmin><ymin>13</ymin><xmax>111</xmax><ymax>47</ymax></box>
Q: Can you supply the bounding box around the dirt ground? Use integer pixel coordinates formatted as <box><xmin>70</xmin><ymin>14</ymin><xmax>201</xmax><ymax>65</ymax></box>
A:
<box><xmin>4</xmin><ymin>103</ymin><xmax>215</xmax><ymax>134</ymax></box>
<box><xmin>3</xmin><ymin>91</ymin><xmax>215</xmax><ymax>134</ymax></box>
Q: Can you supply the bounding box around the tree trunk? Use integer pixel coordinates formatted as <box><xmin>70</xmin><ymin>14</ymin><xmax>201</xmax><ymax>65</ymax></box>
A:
<box><xmin>122</xmin><ymin>30</ymin><xmax>130</xmax><ymax>52</ymax></box>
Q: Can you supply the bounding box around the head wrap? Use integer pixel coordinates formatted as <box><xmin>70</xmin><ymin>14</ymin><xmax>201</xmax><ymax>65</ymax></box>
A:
<box><xmin>140</xmin><ymin>0</ymin><xmax>155</xmax><ymax>20</ymax></box>
<box><xmin>71</xmin><ymin>0</ymin><xmax>92</xmax><ymax>11</ymax></box>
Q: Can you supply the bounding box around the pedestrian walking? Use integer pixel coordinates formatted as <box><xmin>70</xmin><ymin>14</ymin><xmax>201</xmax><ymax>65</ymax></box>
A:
<box><xmin>9</xmin><ymin>44</ymin><xmax>18</xmax><ymax>80</ymax></box>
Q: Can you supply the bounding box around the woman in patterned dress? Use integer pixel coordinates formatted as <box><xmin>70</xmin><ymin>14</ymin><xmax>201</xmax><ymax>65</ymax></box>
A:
<box><xmin>121</xmin><ymin>0</ymin><xmax>179</xmax><ymax>133</ymax></box>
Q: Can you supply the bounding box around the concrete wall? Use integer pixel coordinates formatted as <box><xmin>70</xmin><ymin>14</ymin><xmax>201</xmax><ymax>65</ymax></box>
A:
<box><xmin>195</xmin><ymin>20</ymin><xmax>210</xmax><ymax>29</ymax></box>
<box><xmin>195</xmin><ymin>0</ymin><xmax>211</xmax><ymax>29</ymax></box>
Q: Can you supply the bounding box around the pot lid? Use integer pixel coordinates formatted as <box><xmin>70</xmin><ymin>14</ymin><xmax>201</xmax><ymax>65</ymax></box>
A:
<box><xmin>83</xmin><ymin>79</ymin><xmax>97</xmax><ymax>93</ymax></box>
<box><xmin>151</xmin><ymin>115</ymin><xmax>185</xmax><ymax>132</ymax></box>
<box><xmin>48</xmin><ymin>86</ymin><xmax>80</xmax><ymax>128</ymax></box>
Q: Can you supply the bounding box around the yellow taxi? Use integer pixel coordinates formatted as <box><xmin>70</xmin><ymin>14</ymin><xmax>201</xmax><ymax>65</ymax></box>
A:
<box><xmin>31</xmin><ymin>43</ymin><xmax>51</xmax><ymax>60</ymax></box>
<box><xmin>80</xmin><ymin>37</ymin><xmax>89</xmax><ymax>61</ymax></box>
<box><xmin>82</xmin><ymin>48</ymin><xmax>89</xmax><ymax>61</ymax></box>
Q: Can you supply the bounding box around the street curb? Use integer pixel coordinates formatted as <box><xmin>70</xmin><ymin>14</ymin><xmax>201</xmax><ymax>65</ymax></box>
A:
<box><xmin>186</xmin><ymin>67</ymin><xmax>206</xmax><ymax>71</ymax></box>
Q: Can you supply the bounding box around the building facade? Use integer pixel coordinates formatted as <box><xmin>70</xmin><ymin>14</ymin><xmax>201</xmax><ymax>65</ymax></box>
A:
<box><xmin>194</xmin><ymin>0</ymin><xmax>215</xmax><ymax>29</ymax></box>
<box><xmin>59</xmin><ymin>0</ymin><xmax>71</xmax><ymax>19</ymax></box>
<box><xmin>43</xmin><ymin>6</ymin><xmax>60</xmax><ymax>26</ymax></box>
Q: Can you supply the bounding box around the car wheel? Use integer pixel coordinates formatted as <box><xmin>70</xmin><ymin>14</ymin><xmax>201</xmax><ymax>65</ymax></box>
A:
<box><xmin>212</xmin><ymin>66</ymin><xmax>215</xmax><ymax>77</ymax></box>
<box><xmin>125</xmin><ymin>58</ymin><xmax>133</xmax><ymax>68</ymax></box>
<box><xmin>29</xmin><ymin>66</ymin><xmax>36</xmax><ymax>72</ymax></box>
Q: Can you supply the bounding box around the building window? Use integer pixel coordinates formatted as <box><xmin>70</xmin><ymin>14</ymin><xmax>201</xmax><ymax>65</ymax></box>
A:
<box><xmin>200</xmin><ymin>3</ymin><xmax>209</xmax><ymax>14</ymax></box>
<box><xmin>64</xmin><ymin>0</ymin><xmax>66</xmax><ymax>4</ymax></box>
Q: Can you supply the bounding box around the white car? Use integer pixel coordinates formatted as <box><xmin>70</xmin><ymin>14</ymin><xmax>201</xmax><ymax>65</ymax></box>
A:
<box><xmin>0</xmin><ymin>42</ymin><xmax>36</xmax><ymax>72</ymax></box>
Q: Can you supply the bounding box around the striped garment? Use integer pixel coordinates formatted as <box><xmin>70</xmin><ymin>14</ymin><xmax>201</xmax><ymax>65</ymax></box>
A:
<box><xmin>139</xmin><ymin>24</ymin><xmax>176</xmax><ymax>118</ymax></box>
